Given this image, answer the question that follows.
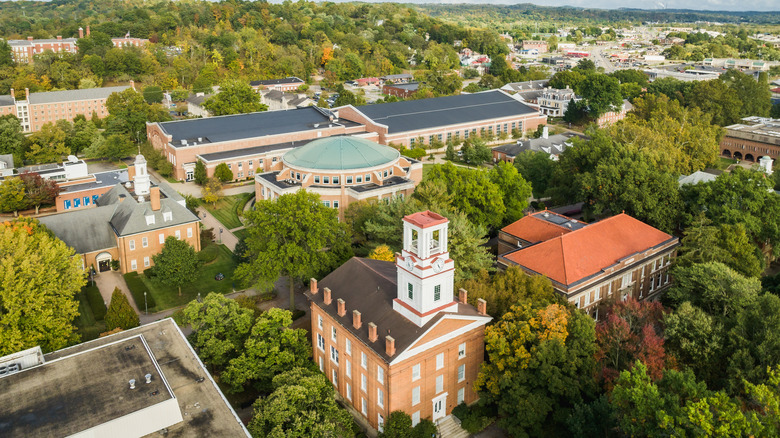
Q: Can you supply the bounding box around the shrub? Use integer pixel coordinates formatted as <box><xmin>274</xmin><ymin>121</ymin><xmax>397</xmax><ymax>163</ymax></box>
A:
<box><xmin>105</xmin><ymin>288</ymin><xmax>140</xmax><ymax>330</ymax></box>
<box><xmin>451</xmin><ymin>402</ymin><xmax>494</xmax><ymax>434</ymax></box>
<box><xmin>200</xmin><ymin>227</ymin><xmax>215</xmax><ymax>245</ymax></box>
<box><xmin>84</xmin><ymin>284</ymin><xmax>107</xmax><ymax>321</ymax></box>
<box><xmin>291</xmin><ymin>309</ymin><xmax>306</xmax><ymax>321</ymax></box>
<box><xmin>400</xmin><ymin>147</ymin><xmax>426</xmax><ymax>160</ymax></box>
<box><xmin>214</xmin><ymin>163</ymin><xmax>233</xmax><ymax>182</ymax></box>
<box><xmin>197</xmin><ymin>244</ymin><xmax>220</xmax><ymax>264</ymax></box>
<box><xmin>123</xmin><ymin>272</ymin><xmax>156</xmax><ymax>310</ymax></box>
<box><xmin>111</xmin><ymin>259</ymin><xmax>120</xmax><ymax>271</ymax></box>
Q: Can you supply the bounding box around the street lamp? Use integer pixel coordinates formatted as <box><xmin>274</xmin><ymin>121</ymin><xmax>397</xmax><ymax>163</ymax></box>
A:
<box><xmin>219</xmin><ymin>227</ymin><xmax>223</xmax><ymax>244</ymax></box>
<box><xmin>144</xmin><ymin>292</ymin><xmax>148</xmax><ymax>315</ymax></box>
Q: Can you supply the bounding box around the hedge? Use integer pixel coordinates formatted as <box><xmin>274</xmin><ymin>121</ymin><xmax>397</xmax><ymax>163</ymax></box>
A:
<box><xmin>83</xmin><ymin>284</ymin><xmax>107</xmax><ymax>321</ymax></box>
<box><xmin>124</xmin><ymin>272</ymin><xmax>156</xmax><ymax>310</ymax></box>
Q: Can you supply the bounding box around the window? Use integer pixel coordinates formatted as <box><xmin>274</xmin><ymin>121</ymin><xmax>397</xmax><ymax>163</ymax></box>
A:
<box><xmin>412</xmin><ymin>386</ymin><xmax>420</xmax><ymax>405</ymax></box>
<box><xmin>412</xmin><ymin>411</ymin><xmax>420</xmax><ymax>426</ymax></box>
<box><xmin>332</xmin><ymin>326</ymin><xmax>337</xmax><ymax>342</ymax></box>
<box><xmin>130</xmin><ymin>259</ymin><xmax>137</xmax><ymax>270</ymax></box>
<box><xmin>272</xmin><ymin>157</ymin><xmax>277</xmax><ymax>162</ymax></box>
<box><xmin>356</xmin><ymin>176</ymin><xmax>362</xmax><ymax>183</ymax></box>
<box><xmin>144</xmin><ymin>257</ymin><xmax>150</xmax><ymax>267</ymax></box>
<box><xmin>159</xmin><ymin>233</ymin><xmax>165</xmax><ymax>244</ymax></box>
<box><xmin>142</xmin><ymin>237</ymin><xmax>148</xmax><ymax>248</ymax></box>
<box><xmin>237</xmin><ymin>172</ymin><xmax>243</xmax><ymax>178</ymax></box>
<box><xmin>365</xmin><ymin>174</ymin><xmax>371</xmax><ymax>182</ymax></box>
<box><xmin>436</xmin><ymin>353</ymin><xmax>444</xmax><ymax>370</ymax></box>
<box><xmin>436</xmin><ymin>375</ymin><xmax>443</xmax><ymax>393</ymax></box>
<box><xmin>346</xmin><ymin>360</ymin><xmax>352</xmax><ymax>378</ymax></box>
<box><xmin>317</xmin><ymin>333</ymin><xmax>325</xmax><ymax>351</ymax></box>
<box><xmin>83</xmin><ymin>196</ymin><xmax>90</xmax><ymax>206</ymax></box>
<box><xmin>346</xmin><ymin>339</ymin><xmax>352</xmax><ymax>356</ymax></box>
<box><xmin>410</xmin><ymin>138</ymin><xmax>415</xmax><ymax>146</ymax></box>
<box><xmin>64</xmin><ymin>200</ymin><xmax>71</xmax><ymax>209</ymax></box>
<box><xmin>621</xmin><ymin>272</ymin><xmax>632</xmax><ymax>288</ymax></box>
<box><xmin>407</xmin><ymin>283</ymin><xmax>413</xmax><ymax>300</ymax></box>
<box><xmin>333</xmin><ymin>176</ymin><xmax>339</xmax><ymax>184</ymax></box>
<box><xmin>458</xmin><ymin>343</ymin><xmax>466</xmax><ymax>359</ymax></box>
<box><xmin>412</xmin><ymin>364</ymin><xmax>421</xmax><ymax>381</ymax></box>
<box><xmin>330</xmin><ymin>346</ymin><xmax>339</xmax><ymax>365</ymax></box>
<box><xmin>175</xmin><ymin>230</ymin><xmax>181</xmax><ymax>239</ymax></box>
<box><xmin>323</xmin><ymin>176</ymin><xmax>330</xmax><ymax>184</ymax></box>
<box><xmin>458</xmin><ymin>387</ymin><xmax>465</xmax><ymax>404</ymax></box>
<box><xmin>163</xmin><ymin>211</ymin><xmax>172</xmax><ymax>222</ymax></box>
<box><xmin>187</xmin><ymin>228</ymin><xmax>193</xmax><ymax>238</ymax></box>
<box><xmin>361</xmin><ymin>374</ymin><xmax>367</xmax><ymax>392</ymax></box>
<box><xmin>333</xmin><ymin>201</ymin><xmax>339</xmax><ymax>208</ymax></box>
<box><xmin>319</xmin><ymin>356</ymin><xmax>324</xmax><ymax>372</ymax></box>
<box><xmin>361</xmin><ymin>398</ymin><xmax>367</xmax><ymax>415</ymax></box>
<box><xmin>377</xmin><ymin>388</ymin><xmax>384</xmax><ymax>407</ymax></box>
<box><xmin>377</xmin><ymin>366</ymin><xmax>384</xmax><ymax>384</ymax></box>
<box><xmin>458</xmin><ymin>364</ymin><xmax>465</xmax><ymax>382</ymax></box>
<box><xmin>346</xmin><ymin>383</ymin><xmax>352</xmax><ymax>400</ymax></box>
<box><xmin>74</xmin><ymin>198</ymin><xmax>81</xmax><ymax>208</ymax></box>
<box><xmin>332</xmin><ymin>369</ymin><xmax>338</xmax><ymax>386</ymax></box>
<box><xmin>595</xmin><ymin>287</ymin><xmax>601</xmax><ymax>301</ymax></box>
<box><xmin>347</xmin><ymin>176</ymin><xmax>353</xmax><ymax>184</ymax></box>
<box><xmin>318</xmin><ymin>315</ymin><xmax>323</xmax><ymax>330</ymax></box>
<box><xmin>129</xmin><ymin>239</ymin><xmax>135</xmax><ymax>250</ymax></box>
<box><xmin>383</xmin><ymin>170</ymin><xmax>388</xmax><ymax>178</ymax></box>
<box><xmin>361</xmin><ymin>352</ymin><xmax>368</xmax><ymax>369</ymax></box>
<box><xmin>314</xmin><ymin>175</ymin><xmax>320</xmax><ymax>184</ymax></box>
<box><xmin>434</xmin><ymin>285</ymin><xmax>441</xmax><ymax>301</ymax></box>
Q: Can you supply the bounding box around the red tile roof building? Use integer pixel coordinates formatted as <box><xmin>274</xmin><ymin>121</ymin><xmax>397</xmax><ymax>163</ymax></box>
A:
<box><xmin>498</xmin><ymin>212</ymin><xmax>679</xmax><ymax>318</ymax></box>
<box><xmin>305</xmin><ymin>212</ymin><xmax>491</xmax><ymax>432</ymax></box>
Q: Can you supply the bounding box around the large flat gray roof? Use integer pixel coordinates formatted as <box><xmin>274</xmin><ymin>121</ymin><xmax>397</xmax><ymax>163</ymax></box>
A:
<box><xmin>27</xmin><ymin>86</ymin><xmax>130</xmax><ymax>105</ymax></box>
<box><xmin>157</xmin><ymin>107</ymin><xmax>352</xmax><ymax>146</ymax></box>
<box><xmin>353</xmin><ymin>90</ymin><xmax>539</xmax><ymax>134</ymax></box>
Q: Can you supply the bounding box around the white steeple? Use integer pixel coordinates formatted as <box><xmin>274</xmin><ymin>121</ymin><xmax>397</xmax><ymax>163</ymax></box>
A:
<box><xmin>133</xmin><ymin>154</ymin><xmax>150</xmax><ymax>196</ymax></box>
<box><xmin>393</xmin><ymin>211</ymin><xmax>458</xmax><ymax>327</ymax></box>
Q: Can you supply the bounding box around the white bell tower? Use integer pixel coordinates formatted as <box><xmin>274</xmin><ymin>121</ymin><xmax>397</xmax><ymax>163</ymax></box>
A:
<box><xmin>394</xmin><ymin>211</ymin><xmax>458</xmax><ymax>327</ymax></box>
<box><xmin>133</xmin><ymin>154</ymin><xmax>150</xmax><ymax>196</ymax></box>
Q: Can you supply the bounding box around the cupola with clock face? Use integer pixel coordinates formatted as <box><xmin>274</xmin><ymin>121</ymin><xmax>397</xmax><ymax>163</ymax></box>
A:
<box><xmin>394</xmin><ymin>211</ymin><xmax>458</xmax><ymax>327</ymax></box>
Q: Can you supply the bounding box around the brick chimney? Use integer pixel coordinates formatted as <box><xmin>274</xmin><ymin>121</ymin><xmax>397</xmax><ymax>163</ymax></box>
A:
<box><xmin>24</xmin><ymin>88</ymin><xmax>29</xmax><ymax>100</ymax></box>
<box><xmin>385</xmin><ymin>336</ymin><xmax>395</xmax><ymax>356</ymax></box>
<box><xmin>79</xmin><ymin>27</ymin><xmax>84</xmax><ymax>39</ymax></box>
<box><xmin>323</xmin><ymin>287</ymin><xmax>332</xmax><ymax>305</ymax></box>
<box><xmin>150</xmin><ymin>186</ymin><xmax>161</xmax><ymax>211</ymax></box>
<box><xmin>477</xmin><ymin>298</ymin><xmax>487</xmax><ymax>316</ymax></box>
<box><xmin>10</xmin><ymin>89</ymin><xmax>14</xmax><ymax>99</ymax></box>
<box><xmin>368</xmin><ymin>322</ymin><xmax>378</xmax><ymax>342</ymax></box>
<box><xmin>309</xmin><ymin>278</ymin><xmax>318</xmax><ymax>294</ymax></box>
<box><xmin>458</xmin><ymin>288</ymin><xmax>468</xmax><ymax>304</ymax></box>
<box><xmin>57</xmin><ymin>35</ymin><xmax>62</xmax><ymax>41</ymax></box>
<box><xmin>353</xmin><ymin>310</ymin><xmax>362</xmax><ymax>329</ymax></box>
<box><xmin>127</xmin><ymin>164</ymin><xmax>136</xmax><ymax>180</ymax></box>
<box><xmin>86</xmin><ymin>26</ymin><xmax>90</xmax><ymax>36</ymax></box>
<box><xmin>337</xmin><ymin>298</ymin><xmax>346</xmax><ymax>317</ymax></box>
<box><xmin>27</xmin><ymin>36</ymin><xmax>33</xmax><ymax>41</ymax></box>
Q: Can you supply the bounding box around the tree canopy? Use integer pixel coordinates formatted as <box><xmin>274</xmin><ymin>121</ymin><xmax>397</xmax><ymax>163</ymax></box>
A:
<box><xmin>151</xmin><ymin>236</ymin><xmax>201</xmax><ymax>296</ymax></box>
<box><xmin>104</xmin><ymin>288</ymin><xmax>139</xmax><ymax>331</ymax></box>
<box><xmin>203</xmin><ymin>80</ymin><xmax>267</xmax><ymax>116</ymax></box>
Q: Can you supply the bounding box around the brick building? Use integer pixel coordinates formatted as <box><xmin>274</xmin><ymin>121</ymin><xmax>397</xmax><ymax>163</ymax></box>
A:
<box><xmin>8</xmin><ymin>36</ymin><xmax>78</xmax><ymax>63</ymax></box>
<box><xmin>0</xmin><ymin>85</ymin><xmax>131</xmax><ymax>132</ymax></box>
<box><xmin>537</xmin><ymin>87</ymin><xmax>578</xmax><ymax>117</ymax></box>
<box><xmin>305</xmin><ymin>211</ymin><xmax>492</xmax><ymax>431</ymax></box>
<box><xmin>498</xmin><ymin>212</ymin><xmax>679</xmax><ymax>319</ymax></box>
<box><xmin>38</xmin><ymin>155</ymin><xmax>200</xmax><ymax>274</ymax></box>
<box><xmin>146</xmin><ymin>90</ymin><xmax>546</xmax><ymax>181</ymax></box>
<box><xmin>721</xmin><ymin>117</ymin><xmax>780</xmax><ymax>162</ymax></box>
<box><xmin>255</xmin><ymin>136</ymin><xmax>422</xmax><ymax>219</ymax></box>
<box><xmin>596</xmin><ymin>100</ymin><xmax>632</xmax><ymax>127</ymax></box>
<box><xmin>382</xmin><ymin>82</ymin><xmax>420</xmax><ymax>98</ymax></box>
<box><xmin>521</xmin><ymin>40</ymin><xmax>549</xmax><ymax>53</ymax></box>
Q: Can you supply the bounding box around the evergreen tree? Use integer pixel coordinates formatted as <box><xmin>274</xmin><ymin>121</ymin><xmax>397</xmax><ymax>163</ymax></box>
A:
<box><xmin>105</xmin><ymin>288</ymin><xmax>140</xmax><ymax>331</ymax></box>
<box><xmin>194</xmin><ymin>160</ymin><xmax>208</xmax><ymax>185</ymax></box>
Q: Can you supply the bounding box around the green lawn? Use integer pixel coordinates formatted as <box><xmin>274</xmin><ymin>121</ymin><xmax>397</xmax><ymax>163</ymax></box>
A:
<box><xmin>128</xmin><ymin>244</ymin><xmax>239</xmax><ymax>312</ymax></box>
<box><xmin>205</xmin><ymin>193</ymin><xmax>253</xmax><ymax>230</ymax></box>
<box><xmin>715</xmin><ymin>157</ymin><xmax>738</xmax><ymax>170</ymax></box>
<box><xmin>233</xmin><ymin>228</ymin><xmax>249</xmax><ymax>242</ymax></box>
<box><xmin>423</xmin><ymin>163</ymin><xmax>437</xmax><ymax>178</ymax></box>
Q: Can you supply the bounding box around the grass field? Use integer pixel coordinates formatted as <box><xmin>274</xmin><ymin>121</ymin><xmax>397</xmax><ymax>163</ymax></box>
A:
<box><xmin>128</xmin><ymin>244</ymin><xmax>238</xmax><ymax>311</ymax></box>
<box><xmin>715</xmin><ymin>157</ymin><xmax>738</xmax><ymax>170</ymax></box>
<box><xmin>205</xmin><ymin>193</ymin><xmax>253</xmax><ymax>229</ymax></box>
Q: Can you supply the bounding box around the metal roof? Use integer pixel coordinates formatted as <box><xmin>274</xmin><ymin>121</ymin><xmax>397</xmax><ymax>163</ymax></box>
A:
<box><xmin>283</xmin><ymin>136</ymin><xmax>399</xmax><ymax>170</ymax></box>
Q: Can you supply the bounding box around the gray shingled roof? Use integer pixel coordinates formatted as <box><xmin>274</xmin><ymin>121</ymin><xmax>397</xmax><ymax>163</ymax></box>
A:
<box><xmin>28</xmin><ymin>86</ymin><xmax>129</xmax><ymax>105</ymax></box>
<box><xmin>354</xmin><ymin>90</ymin><xmax>538</xmax><ymax>134</ymax></box>
<box><xmin>0</xmin><ymin>154</ymin><xmax>13</xmax><ymax>168</ymax></box>
<box><xmin>38</xmin><ymin>207</ymin><xmax>116</xmax><ymax>254</ymax></box>
<box><xmin>493</xmin><ymin>132</ymin><xmax>587</xmax><ymax>158</ymax></box>
<box><xmin>185</xmin><ymin>93</ymin><xmax>213</xmax><ymax>106</ymax></box>
<box><xmin>305</xmin><ymin>257</ymin><xmax>485</xmax><ymax>363</ymax></box>
<box><xmin>0</xmin><ymin>95</ymin><xmax>14</xmax><ymax>106</ymax></box>
<box><xmin>102</xmin><ymin>184</ymin><xmax>197</xmax><ymax>236</ymax></box>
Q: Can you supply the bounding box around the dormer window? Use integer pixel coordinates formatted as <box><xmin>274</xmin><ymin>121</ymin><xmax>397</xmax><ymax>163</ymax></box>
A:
<box><xmin>145</xmin><ymin>213</ymin><xmax>155</xmax><ymax>225</ymax></box>
<box><xmin>163</xmin><ymin>211</ymin><xmax>172</xmax><ymax>222</ymax></box>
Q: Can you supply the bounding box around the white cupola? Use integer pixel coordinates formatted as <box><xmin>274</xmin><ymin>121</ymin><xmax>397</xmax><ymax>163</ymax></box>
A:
<box><xmin>133</xmin><ymin>154</ymin><xmax>150</xmax><ymax>196</ymax></box>
<box><xmin>393</xmin><ymin>211</ymin><xmax>458</xmax><ymax>327</ymax></box>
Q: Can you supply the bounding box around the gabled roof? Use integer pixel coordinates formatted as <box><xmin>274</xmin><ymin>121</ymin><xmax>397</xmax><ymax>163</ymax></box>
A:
<box><xmin>27</xmin><ymin>86</ymin><xmax>129</xmax><ymax>105</ymax></box>
<box><xmin>492</xmin><ymin>132</ymin><xmax>587</xmax><ymax>158</ymax></box>
<box><xmin>503</xmin><ymin>214</ymin><xmax>676</xmax><ymax>287</ymax></box>
<box><xmin>306</xmin><ymin>258</ymin><xmax>485</xmax><ymax>363</ymax></box>
<box><xmin>501</xmin><ymin>211</ymin><xmax>585</xmax><ymax>244</ymax></box>
<box><xmin>38</xmin><ymin>207</ymin><xmax>116</xmax><ymax>254</ymax></box>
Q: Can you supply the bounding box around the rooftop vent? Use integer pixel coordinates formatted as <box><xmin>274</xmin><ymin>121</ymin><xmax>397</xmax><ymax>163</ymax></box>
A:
<box><xmin>138</xmin><ymin>196</ymin><xmax>144</xmax><ymax>202</ymax></box>
<box><xmin>180</xmin><ymin>139</ymin><xmax>187</xmax><ymax>146</ymax></box>
<box><xmin>198</xmin><ymin>137</ymin><xmax>203</xmax><ymax>142</ymax></box>
<box><xmin>129</xmin><ymin>379</ymin><xmax>136</xmax><ymax>390</ymax></box>
<box><xmin>125</xmin><ymin>182</ymin><xmax>132</xmax><ymax>188</ymax></box>
<box><xmin>145</xmin><ymin>373</ymin><xmax>152</xmax><ymax>384</ymax></box>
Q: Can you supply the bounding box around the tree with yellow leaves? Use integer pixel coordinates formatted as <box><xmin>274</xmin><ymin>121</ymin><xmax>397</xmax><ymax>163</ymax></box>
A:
<box><xmin>368</xmin><ymin>244</ymin><xmax>395</xmax><ymax>262</ymax></box>
<box><xmin>476</xmin><ymin>303</ymin><xmax>597</xmax><ymax>437</ymax></box>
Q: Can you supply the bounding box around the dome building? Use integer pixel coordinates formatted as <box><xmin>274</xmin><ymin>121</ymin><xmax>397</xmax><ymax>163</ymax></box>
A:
<box><xmin>255</xmin><ymin>136</ymin><xmax>422</xmax><ymax>217</ymax></box>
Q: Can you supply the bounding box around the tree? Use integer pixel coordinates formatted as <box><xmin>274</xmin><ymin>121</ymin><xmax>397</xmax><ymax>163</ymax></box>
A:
<box><xmin>676</xmin><ymin>216</ymin><xmax>763</xmax><ymax>278</ymax></box>
<box><xmin>237</xmin><ymin>190</ymin><xmax>350</xmax><ymax>310</ymax></box>
<box><xmin>476</xmin><ymin>303</ymin><xmax>597</xmax><ymax>437</ymax></box>
<box><xmin>595</xmin><ymin>299</ymin><xmax>668</xmax><ymax>388</ymax></box>
<box><xmin>578</xmin><ymin>73</ymin><xmax>623</xmax><ymax>119</ymax></box>
<box><xmin>68</xmin><ymin>118</ymin><xmax>99</xmax><ymax>154</ymax></box>
<box><xmin>201</xmin><ymin>177</ymin><xmax>223</xmax><ymax>206</ymax></box>
<box><xmin>104</xmin><ymin>288</ymin><xmax>139</xmax><ymax>330</ymax></box>
<box><xmin>378</xmin><ymin>411</ymin><xmax>412</xmax><ymax>438</ymax></box>
<box><xmin>445</xmin><ymin>142</ymin><xmax>457</xmax><ymax>161</ymax></box>
<box><xmin>222</xmin><ymin>308</ymin><xmax>313</xmax><ymax>392</ymax></box>
<box><xmin>687</xmin><ymin>79</ymin><xmax>742</xmax><ymax>126</ymax></box>
<box><xmin>726</xmin><ymin>293</ymin><xmax>780</xmax><ymax>391</ymax></box>
<box><xmin>0</xmin><ymin>115</ymin><xmax>24</xmax><ymax>159</ymax></box>
<box><xmin>26</xmin><ymin>122</ymin><xmax>70</xmax><ymax>164</ymax></box>
<box><xmin>488</xmin><ymin>161</ymin><xmax>532</xmax><ymax>224</ymax></box>
<box><xmin>182</xmin><ymin>292</ymin><xmax>254</xmax><ymax>372</ymax></box>
<box><xmin>106</xmin><ymin>88</ymin><xmax>170</xmax><ymax>143</ymax></box>
<box><xmin>142</xmin><ymin>85</ymin><xmax>164</xmax><ymax>104</ymax></box>
<box><xmin>214</xmin><ymin>163</ymin><xmax>233</xmax><ymax>182</ymax></box>
<box><xmin>0</xmin><ymin>177</ymin><xmax>27</xmax><ymax>215</ymax></box>
<box><xmin>84</xmin><ymin>134</ymin><xmax>136</xmax><ymax>161</ymax></box>
<box><xmin>458</xmin><ymin>266</ymin><xmax>559</xmax><ymax>318</ymax></box>
<box><xmin>194</xmin><ymin>160</ymin><xmax>207</xmax><ymax>185</ymax></box>
<box><xmin>720</xmin><ymin>69</ymin><xmax>771</xmax><ymax>119</ymax></box>
<box><xmin>0</xmin><ymin>218</ymin><xmax>84</xmax><ymax>355</ymax></box>
<box><xmin>368</xmin><ymin>244</ymin><xmax>395</xmax><ymax>262</ymax></box>
<box><xmin>151</xmin><ymin>236</ymin><xmax>201</xmax><ymax>296</ymax></box>
<box><xmin>248</xmin><ymin>367</ymin><xmax>353</xmax><ymax>437</ymax></box>
<box><xmin>664</xmin><ymin>302</ymin><xmax>724</xmax><ymax>384</ymax></box>
<box><xmin>423</xmin><ymin>163</ymin><xmax>506</xmax><ymax>229</ymax></box>
<box><xmin>203</xmin><ymin>80</ymin><xmax>267</xmax><ymax>116</ymax></box>
<box><xmin>514</xmin><ymin>150</ymin><xmax>556</xmax><ymax>198</ymax></box>
<box><xmin>19</xmin><ymin>172</ymin><xmax>60</xmax><ymax>214</ymax></box>
<box><xmin>664</xmin><ymin>262</ymin><xmax>761</xmax><ymax>318</ymax></box>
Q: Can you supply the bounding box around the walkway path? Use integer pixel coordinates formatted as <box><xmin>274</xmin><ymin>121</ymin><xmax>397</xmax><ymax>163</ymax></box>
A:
<box><xmin>94</xmin><ymin>271</ymin><xmax>141</xmax><ymax>314</ymax></box>
<box><xmin>148</xmin><ymin>168</ymin><xmax>255</xmax><ymax>198</ymax></box>
<box><xmin>197</xmin><ymin>206</ymin><xmax>239</xmax><ymax>251</ymax></box>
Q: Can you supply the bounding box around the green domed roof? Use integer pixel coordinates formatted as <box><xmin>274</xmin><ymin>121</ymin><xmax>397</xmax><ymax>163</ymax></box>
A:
<box><xmin>283</xmin><ymin>137</ymin><xmax>400</xmax><ymax>170</ymax></box>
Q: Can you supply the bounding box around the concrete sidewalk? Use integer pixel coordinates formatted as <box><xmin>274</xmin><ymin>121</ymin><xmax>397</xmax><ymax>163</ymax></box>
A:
<box><xmin>197</xmin><ymin>207</ymin><xmax>239</xmax><ymax>251</ymax></box>
<box><xmin>148</xmin><ymin>168</ymin><xmax>255</xmax><ymax>198</ymax></box>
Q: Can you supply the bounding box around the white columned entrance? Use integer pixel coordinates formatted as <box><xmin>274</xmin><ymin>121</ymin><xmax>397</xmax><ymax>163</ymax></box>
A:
<box><xmin>432</xmin><ymin>393</ymin><xmax>447</xmax><ymax>422</ymax></box>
